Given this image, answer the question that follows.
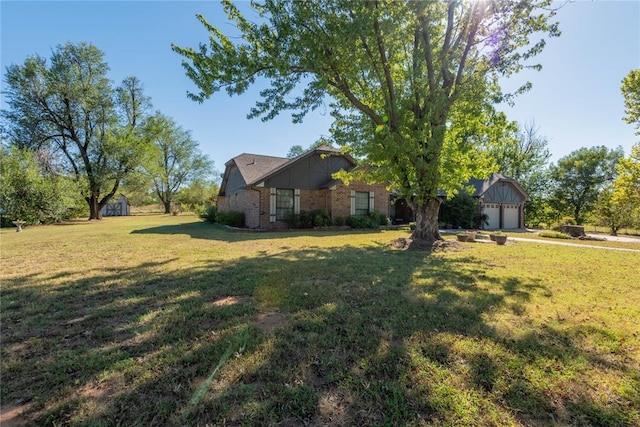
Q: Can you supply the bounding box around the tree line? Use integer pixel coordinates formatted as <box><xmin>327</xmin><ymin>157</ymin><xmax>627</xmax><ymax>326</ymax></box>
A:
<box><xmin>1</xmin><ymin>42</ymin><xmax>216</xmax><ymax>225</ymax></box>
<box><xmin>3</xmin><ymin>1</ymin><xmax>639</xmax><ymax>240</ymax></box>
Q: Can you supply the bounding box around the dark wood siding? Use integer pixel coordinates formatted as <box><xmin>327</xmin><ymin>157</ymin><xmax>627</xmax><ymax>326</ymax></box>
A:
<box><xmin>224</xmin><ymin>166</ymin><xmax>247</xmax><ymax>195</ymax></box>
<box><xmin>483</xmin><ymin>183</ymin><xmax>525</xmax><ymax>204</ymax></box>
<box><xmin>263</xmin><ymin>153</ymin><xmax>352</xmax><ymax>189</ymax></box>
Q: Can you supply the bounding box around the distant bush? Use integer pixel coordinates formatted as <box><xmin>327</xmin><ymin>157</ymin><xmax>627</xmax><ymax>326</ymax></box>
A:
<box><xmin>200</xmin><ymin>205</ymin><xmax>217</xmax><ymax>223</ymax></box>
<box><xmin>215</xmin><ymin>210</ymin><xmax>245</xmax><ymax>227</ymax></box>
<box><xmin>539</xmin><ymin>230</ymin><xmax>572</xmax><ymax>239</ymax></box>
<box><xmin>561</xmin><ymin>216</ymin><xmax>576</xmax><ymax>225</ymax></box>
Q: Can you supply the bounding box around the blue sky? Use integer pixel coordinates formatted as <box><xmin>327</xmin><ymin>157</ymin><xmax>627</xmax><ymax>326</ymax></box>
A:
<box><xmin>2</xmin><ymin>1</ymin><xmax>639</xmax><ymax>176</ymax></box>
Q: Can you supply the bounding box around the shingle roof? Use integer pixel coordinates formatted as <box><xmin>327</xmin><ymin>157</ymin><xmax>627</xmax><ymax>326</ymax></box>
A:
<box><xmin>227</xmin><ymin>153</ymin><xmax>290</xmax><ymax>186</ymax></box>
<box><xmin>226</xmin><ymin>145</ymin><xmax>354</xmax><ymax>187</ymax></box>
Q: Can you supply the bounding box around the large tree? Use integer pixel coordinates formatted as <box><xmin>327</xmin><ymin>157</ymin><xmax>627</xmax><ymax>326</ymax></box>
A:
<box><xmin>2</xmin><ymin>42</ymin><xmax>151</xmax><ymax>219</ymax></box>
<box><xmin>487</xmin><ymin>119</ymin><xmax>550</xmax><ymax>191</ymax></box>
<box><xmin>173</xmin><ymin>0</ymin><xmax>559</xmax><ymax>246</ymax></box>
<box><xmin>143</xmin><ymin>112</ymin><xmax>213</xmax><ymax>213</ymax></box>
<box><xmin>548</xmin><ymin>146</ymin><xmax>623</xmax><ymax>225</ymax></box>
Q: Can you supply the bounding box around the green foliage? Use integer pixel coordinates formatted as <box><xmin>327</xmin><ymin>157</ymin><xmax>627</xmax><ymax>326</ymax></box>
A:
<box><xmin>176</xmin><ymin>179</ymin><xmax>220</xmax><ymax>207</ymax></box>
<box><xmin>621</xmin><ymin>69</ymin><xmax>640</xmax><ymax>134</ymax></box>
<box><xmin>1</xmin><ymin>42</ymin><xmax>152</xmax><ymax>219</ymax></box>
<box><xmin>548</xmin><ymin>146</ymin><xmax>624</xmax><ymax>224</ymax></box>
<box><xmin>142</xmin><ymin>112</ymin><xmax>214</xmax><ymax>213</ymax></box>
<box><xmin>347</xmin><ymin>211</ymin><xmax>388</xmax><ymax>229</ymax></box>
<box><xmin>483</xmin><ymin>119</ymin><xmax>552</xmax><ymax>203</ymax></box>
<box><xmin>215</xmin><ymin>210</ymin><xmax>245</xmax><ymax>227</ymax></box>
<box><xmin>608</xmin><ymin>142</ymin><xmax>640</xmax><ymax>230</ymax></box>
<box><xmin>284</xmin><ymin>209</ymin><xmax>332</xmax><ymax>228</ymax></box>
<box><xmin>438</xmin><ymin>191</ymin><xmax>478</xmax><ymax>229</ymax></box>
<box><xmin>0</xmin><ymin>146</ymin><xmax>86</xmax><ymax>225</ymax></box>
<box><xmin>200</xmin><ymin>205</ymin><xmax>218</xmax><ymax>223</ymax></box>
<box><xmin>538</xmin><ymin>230</ymin><xmax>572</xmax><ymax>239</ymax></box>
<box><xmin>173</xmin><ymin>0</ymin><xmax>560</xmax><ymax>244</ymax></box>
<box><xmin>286</xmin><ymin>145</ymin><xmax>304</xmax><ymax>159</ymax></box>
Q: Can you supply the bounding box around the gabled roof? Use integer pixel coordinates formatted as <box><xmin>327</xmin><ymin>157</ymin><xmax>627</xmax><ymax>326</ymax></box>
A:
<box><xmin>226</xmin><ymin>153</ymin><xmax>290</xmax><ymax>187</ymax></box>
<box><xmin>468</xmin><ymin>173</ymin><xmax>529</xmax><ymax>200</ymax></box>
<box><xmin>250</xmin><ymin>145</ymin><xmax>354</xmax><ymax>186</ymax></box>
<box><xmin>219</xmin><ymin>145</ymin><xmax>355</xmax><ymax>195</ymax></box>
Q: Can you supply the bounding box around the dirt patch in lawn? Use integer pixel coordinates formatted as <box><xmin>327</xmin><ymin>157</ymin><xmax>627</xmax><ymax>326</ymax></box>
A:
<box><xmin>254</xmin><ymin>312</ymin><xmax>287</xmax><ymax>333</ymax></box>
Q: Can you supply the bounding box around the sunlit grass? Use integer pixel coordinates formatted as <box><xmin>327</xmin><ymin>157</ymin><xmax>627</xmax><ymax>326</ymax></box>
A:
<box><xmin>1</xmin><ymin>215</ymin><xmax>639</xmax><ymax>426</ymax></box>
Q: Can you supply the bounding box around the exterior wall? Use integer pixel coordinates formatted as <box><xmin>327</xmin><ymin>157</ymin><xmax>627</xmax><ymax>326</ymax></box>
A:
<box><xmin>255</xmin><ymin>182</ymin><xmax>389</xmax><ymax>229</ymax></box>
<box><xmin>218</xmin><ymin>189</ymin><xmax>261</xmax><ymax>228</ymax></box>
<box><xmin>263</xmin><ymin>153</ymin><xmax>353</xmax><ymax>189</ymax></box>
<box><xmin>256</xmin><ymin>187</ymin><xmax>333</xmax><ymax>229</ymax></box>
<box><xmin>483</xmin><ymin>182</ymin><xmax>525</xmax><ymax>204</ymax></box>
<box><xmin>330</xmin><ymin>181</ymin><xmax>389</xmax><ymax>219</ymax></box>
<box><xmin>223</xmin><ymin>165</ymin><xmax>246</xmax><ymax>195</ymax></box>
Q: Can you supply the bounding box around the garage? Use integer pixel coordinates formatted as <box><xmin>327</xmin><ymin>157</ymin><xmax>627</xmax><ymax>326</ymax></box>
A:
<box><xmin>503</xmin><ymin>204</ymin><xmax>520</xmax><ymax>229</ymax></box>
<box><xmin>483</xmin><ymin>203</ymin><xmax>500</xmax><ymax>229</ymax></box>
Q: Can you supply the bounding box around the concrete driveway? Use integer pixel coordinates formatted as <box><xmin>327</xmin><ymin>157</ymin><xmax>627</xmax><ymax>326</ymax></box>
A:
<box><xmin>511</xmin><ymin>231</ymin><xmax>640</xmax><ymax>253</ymax></box>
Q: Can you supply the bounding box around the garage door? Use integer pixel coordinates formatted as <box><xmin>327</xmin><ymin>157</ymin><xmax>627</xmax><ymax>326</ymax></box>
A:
<box><xmin>483</xmin><ymin>203</ymin><xmax>500</xmax><ymax>229</ymax></box>
<box><xmin>503</xmin><ymin>204</ymin><xmax>519</xmax><ymax>229</ymax></box>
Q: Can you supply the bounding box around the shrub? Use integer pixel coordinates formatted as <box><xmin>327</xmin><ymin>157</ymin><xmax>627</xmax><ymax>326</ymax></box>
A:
<box><xmin>539</xmin><ymin>230</ymin><xmax>572</xmax><ymax>239</ymax></box>
<box><xmin>332</xmin><ymin>216</ymin><xmax>347</xmax><ymax>226</ymax></box>
<box><xmin>347</xmin><ymin>211</ymin><xmax>388</xmax><ymax>229</ymax></box>
<box><xmin>561</xmin><ymin>216</ymin><xmax>577</xmax><ymax>225</ymax></box>
<box><xmin>216</xmin><ymin>210</ymin><xmax>245</xmax><ymax>227</ymax></box>
<box><xmin>284</xmin><ymin>209</ymin><xmax>331</xmax><ymax>228</ymax></box>
<box><xmin>200</xmin><ymin>205</ymin><xmax>217</xmax><ymax>223</ymax></box>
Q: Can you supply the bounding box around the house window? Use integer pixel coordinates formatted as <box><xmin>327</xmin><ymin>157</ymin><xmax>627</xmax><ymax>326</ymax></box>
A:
<box><xmin>354</xmin><ymin>191</ymin><xmax>371</xmax><ymax>216</ymax></box>
<box><xmin>276</xmin><ymin>188</ymin><xmax>294</xmax><ymax>220</ymax></box>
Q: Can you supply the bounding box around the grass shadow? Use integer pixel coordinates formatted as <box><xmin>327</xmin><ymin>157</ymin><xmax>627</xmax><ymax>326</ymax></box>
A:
<box><xmin>2</xmin><ymin>242</ymin><xmax>638</xmax><ymax>426</ymax></box>
<box><xmin>130</xmin><ymin>221</ymin><xmax>383</xmax><ymax>243</ymax></box>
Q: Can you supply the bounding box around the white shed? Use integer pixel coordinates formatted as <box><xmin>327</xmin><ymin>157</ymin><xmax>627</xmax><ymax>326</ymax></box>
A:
<box><xmin>102</xmin><ymin>194</ymin><xmax>130</xmax><ymax>216</ymax></box>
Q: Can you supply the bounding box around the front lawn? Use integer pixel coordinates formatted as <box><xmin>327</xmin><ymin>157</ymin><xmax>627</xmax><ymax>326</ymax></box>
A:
<box><xmin>1</xmin><ymin>215</ymin><xmax>638</xmax><ymax>426</ymax></box>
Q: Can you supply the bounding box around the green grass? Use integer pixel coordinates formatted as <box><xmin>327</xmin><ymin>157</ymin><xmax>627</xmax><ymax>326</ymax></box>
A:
<box><xmin>2</xmin><ymin>215</ymin><xmax>639</xmax><ymax>426</ymax></box>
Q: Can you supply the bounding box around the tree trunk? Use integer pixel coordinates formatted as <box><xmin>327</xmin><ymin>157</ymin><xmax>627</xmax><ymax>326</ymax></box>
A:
<box><xmin>87</xmin><ymin>194</ymin><xmax>103</xmax><ymax>220</ymax></box>
<box><xmin>164</xmin><ymin>200</ymin><xmax>171</xmax><ymax>214</ymax></box>
<box><xmin>410</xmin><ymin>197</ymin><xmax>443</xmax><ymax>248</ymax></box>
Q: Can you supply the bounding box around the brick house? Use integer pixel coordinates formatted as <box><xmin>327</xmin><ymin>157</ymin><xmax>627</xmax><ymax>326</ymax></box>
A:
<box><xmin>217</xmin><ymin>146</ymin><xmax>389</xmax><ymax>229</ymax></box>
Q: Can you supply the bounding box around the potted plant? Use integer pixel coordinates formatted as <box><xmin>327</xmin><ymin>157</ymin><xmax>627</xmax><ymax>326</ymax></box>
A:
<box><xmin>489</xmin><ymin>230</ymin><xmax>501</xmax><ymax>241</ymax></box>
<box><xmin>493</xmin><ymin>232</ymin><xmax>508</xmax><ymax>245</ymax></box>
<box><xmin>456</xmin><ymin>231</ymin><xmax>468</xmax><ymax>242</ymax></box>
<box><xmin>466</xmin><ymin>230</ymin><xmax>477</xmax><ymax>242</ymax></box>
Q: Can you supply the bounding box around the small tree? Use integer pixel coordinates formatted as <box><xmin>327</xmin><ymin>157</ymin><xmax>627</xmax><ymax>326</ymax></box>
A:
<box><xmin>548</xmin><ymin>146</ymin><xmax>623</xmax><ymax>224</ymax></box>
<box><xmin>143</xmin><ymin>112</ymin><xmax>214</xmax><ymax>214</ymax></box>
<box><xmin>0</xmin><ymin>145</ymin><xmax>86</xmax><ymax>225</ymax></box>
<box><xmin>595</xmin><ymin>186</ymin><xmax>635</xmax><ymax>236</ymax></box>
